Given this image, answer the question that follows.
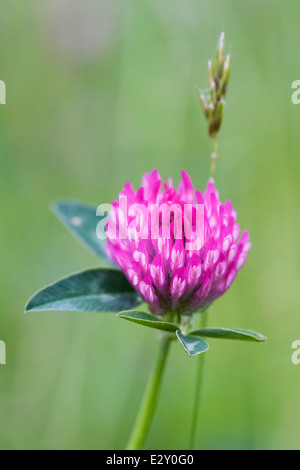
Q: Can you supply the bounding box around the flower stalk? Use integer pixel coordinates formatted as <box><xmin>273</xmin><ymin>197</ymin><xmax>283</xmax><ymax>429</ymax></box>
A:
<box><xmin>210</xmin><ymin>136</ymin><xmax>219</xmax><ymax>181</ymax></box>
<box><xmin>189</xmin><ymin>311</ymin><xmax>208</xmax><ymax>450</ymax></box>
<box><xmin>126</xmin><ymin>334</ymin><xmax>172</xmax><ymax>450</ymax></box>
<box><xmin>190</xmin><ymin>32</ymin><xmax>230</xmax><ymax>448</ymax></box>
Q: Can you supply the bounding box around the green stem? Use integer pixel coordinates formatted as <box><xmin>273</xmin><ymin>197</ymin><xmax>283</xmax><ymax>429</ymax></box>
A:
<box><xmin>126</xmin><ymin>335</ymin><xmax>172</xmax><ymax>450</ymax></box>
<box><xmin>189</xmin><ymin>311</ymin><xmax>208</xmax><ymax>450</ymax></box>
<box><xmin>210</xmin><ymin>137</ymin><xmax>219</xmax><ymax>181</ymax></box>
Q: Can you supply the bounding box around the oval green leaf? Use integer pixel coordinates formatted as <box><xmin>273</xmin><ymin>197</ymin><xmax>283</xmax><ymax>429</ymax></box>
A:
<box><xmin>52</xmin><ymin>200</ymin><xmax>116</xmax><ymax>267</ymax></box>
<box><xmin>25</xmin><ymin>269</ymin><xmax>142</xmax><ymax>313</ymax></box>
<box><xmin>176</xmin><ymin>330</ymin><xmax>209</xmax><ymax>357</ymax></box>
<box><xmin>118</xmin><ymin>311</ymin><xmax>178</xmax><ymax>332</ymax></box>
<box><xmin>189</xmin><ymin>327</ymin><xmax>267</xmax><ymax>342</ymax></box>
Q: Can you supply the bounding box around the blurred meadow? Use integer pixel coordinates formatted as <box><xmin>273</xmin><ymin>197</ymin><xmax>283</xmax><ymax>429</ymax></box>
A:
<box><xmin>1</xmin><ymin>0</ymin><xmax>300</xmax><ymax>450</ymax></box>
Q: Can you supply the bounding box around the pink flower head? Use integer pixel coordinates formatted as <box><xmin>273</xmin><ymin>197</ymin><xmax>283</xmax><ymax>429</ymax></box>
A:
<box><xmin>106</xmin><ymin>170</ymin><xmax>251</xmax><ymax>315</ymax></box>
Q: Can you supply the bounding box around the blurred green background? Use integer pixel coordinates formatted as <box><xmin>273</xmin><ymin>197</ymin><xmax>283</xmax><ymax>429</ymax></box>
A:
<box><xmin>1</xmin><ymin>0</ymin><xmax>299</xmax><ymax>450</ymax></box>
